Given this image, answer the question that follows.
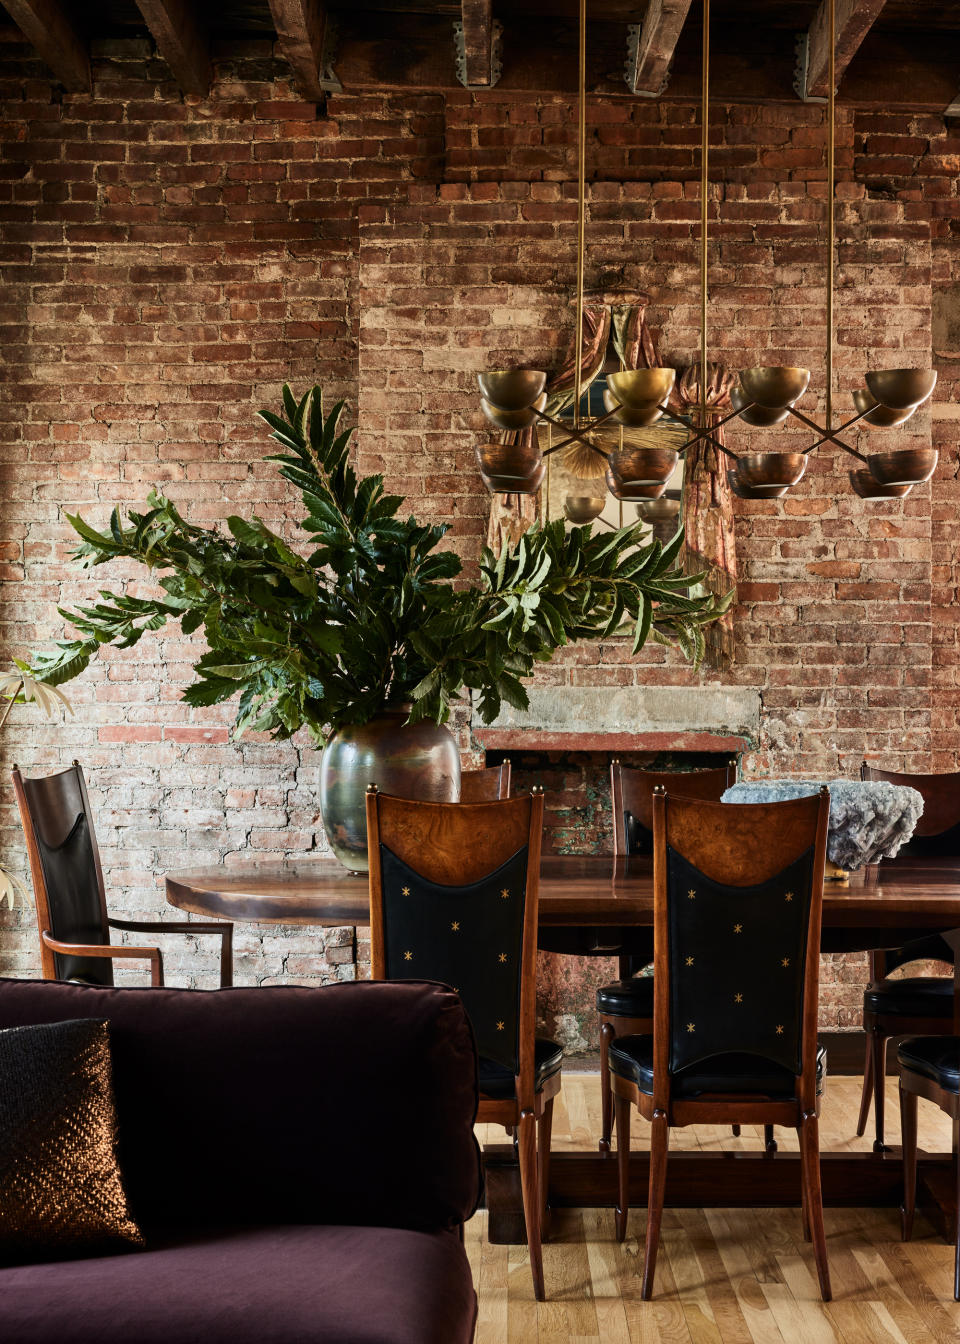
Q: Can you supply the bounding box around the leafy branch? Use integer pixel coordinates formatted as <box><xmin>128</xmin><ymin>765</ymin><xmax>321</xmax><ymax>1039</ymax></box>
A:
<box><xmin>26</xmin><ymin>384</ymin><xmax>732</xmax><ymax>743</ymax></box>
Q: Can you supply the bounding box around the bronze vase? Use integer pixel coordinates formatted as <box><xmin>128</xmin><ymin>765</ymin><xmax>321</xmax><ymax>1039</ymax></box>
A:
<box><xmin>319</xmin><ymin>705</ymin><xmax>461</xmax><ymax>871</ymax></box>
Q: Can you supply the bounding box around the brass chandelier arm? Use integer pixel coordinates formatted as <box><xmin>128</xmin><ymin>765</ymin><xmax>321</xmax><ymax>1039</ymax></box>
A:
<box><xmin>681</xmin><ymin>430</ymin><xmax>739</xmax><ymax>463</ymax></box>
<box><xmin>682</xmin><ymin>401</ymin><xmax>754</xmax><ymax>446</ymax></box>
<box><xmin>542</xmin><ymin>435</ymin><xmax>609</xmax><ymax>461</ymax></box>
<box><xmin>787</xmin><ymin>405</ymin><xmax>868</xmax><ymax>461</ymax></box>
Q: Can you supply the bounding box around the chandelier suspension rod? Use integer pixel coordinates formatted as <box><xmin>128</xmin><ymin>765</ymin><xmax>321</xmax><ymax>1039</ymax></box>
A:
<box><xmin>700</xmin><ymin>0</ymin><xmax>710</xmax><ymax>432</ymax></box>
<box><xmin>573</xmin><ymin>0</ymin><xmax>587</xmax><ymax>430</ymax></box>
<box><xmin>826</xmin><ymin>0</ymin><xmax>835</xmax><ymax>433</ymax></box>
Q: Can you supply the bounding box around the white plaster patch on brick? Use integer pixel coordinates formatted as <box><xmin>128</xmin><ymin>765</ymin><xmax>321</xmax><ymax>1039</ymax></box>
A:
<box><xmin>483</xmin><ymin>685</ymin><xmax>762</xmax><ymax>741</ymax></box>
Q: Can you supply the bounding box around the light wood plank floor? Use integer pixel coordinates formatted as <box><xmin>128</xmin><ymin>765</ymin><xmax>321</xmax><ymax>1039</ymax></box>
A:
<box><xmin>468</xmin><ymin>1075</ymin><xmax>960</xmax><ymax>1340</ymax></box>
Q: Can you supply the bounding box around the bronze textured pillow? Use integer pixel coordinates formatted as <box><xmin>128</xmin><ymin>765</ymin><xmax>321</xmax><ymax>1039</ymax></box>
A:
<box><xmin>0</xmin><ymin>1017</ymin><xmax>143</xmax><ymax>1260</ymax></box>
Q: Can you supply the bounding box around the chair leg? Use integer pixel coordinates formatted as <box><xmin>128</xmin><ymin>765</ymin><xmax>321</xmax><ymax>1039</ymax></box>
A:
<box><xmin>538</xmin><ymin>1095</ymin><xmax>554</xmax><ymax>1238</ymax></box>
<box><xmin>731</xmin><ymin>1124</ymin><xmax>741</xmax><ymax>1137</ymax></box>
<box><xmin>798</xmin><ymin>1112</ymin><xmax>831</xmax><ymax>1301</ymax></box>
<box><xmin>856</xmin><ymin>1029</ymin><xmax>874</xmax><ymax>1137</ymax></box>
<box><xmin>899</xmin><ymin>1082</ymin><xmax>918</xmax><ymax>1242</ymax></box>
<box><xmin>517</xmin><ymin>1108</ymin><xmax>545</xmax><ymax>1302</ymax></box>
<box><xmin>614</xmin><ymin>1091</ymin><xmax>631</xmax><ymax>1243</ymax></box>
<box><xmin>599</xmin><ymin>1021</ymin><xmax>615</xmax><ymax>1155</ymax></box>
<box><xmin>765</xmin><ymin>1124</ymin><xmax>777</xmax><ymax>1153</ymax></box>
<box><xmin>870</xmin><ymin>1029</ymin><xmax>888</xmax><ymax>1152</ymax></box>
<box><xmin>641</xmin><ymin>1108</ymin><xmax>669</xmax><ymax>1301</ymax></box>
<box><xmin>954</xmin><ymin>1136</ymin><xmax>960</xmax><ymax>1302</ymax></box>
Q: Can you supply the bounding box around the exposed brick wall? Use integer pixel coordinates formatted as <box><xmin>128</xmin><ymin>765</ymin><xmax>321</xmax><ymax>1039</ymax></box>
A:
<box><xmin>0</xmin><ymin>41</ymin><xmax>956</xmax><ymax>1044</ymax></box>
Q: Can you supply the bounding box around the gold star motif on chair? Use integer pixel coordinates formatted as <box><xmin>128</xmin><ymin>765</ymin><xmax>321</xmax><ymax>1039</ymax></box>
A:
<box><xmin>785</xmin><ymin>892</ymin><xmax>793</xmax><ymax>902</ymax></box>
<box><xmin>498</xmin><ymin>952</ymin><xmax>507</xmax><ymax>963</ymax></box>
<box><xmin>685</xmin><ymin>956</ymin><xmax>694</xmax><ymax>967</ymax></box>
<box><xmin>687</xmin><ymin>1022</ymin><xmax>695</xmax><ymax>1032</ymax></box>
<box><xmin>501</xmin><ymin>888</ymin><xmax>510</xmax><ymax>899</ymax></box>
<box><xmin>733</xmin><ymin>923</ymin><xmax>743</xmax><ymax>934</ymax></box>
<box><xmin>775</xmin><ymin>1024</ymin><xmax>784</xmax><ymax>1035</ymax></box>
<box><xmin>401</xmin><ymin>887</ymin><xmax>410</xmax><ymax>896</ymax></box>
<box><xmin>496</xmin><ymin>1020</ymin><xmax>505</xmax><ymax>1031</ymax></box>
<box><xmin>687</xmin><ymin>888</ymin><xmax>696</xmax><ymax>900</ymax></box>
<box><xmin>734</xmin><ymin>993</ymin><xmax>743</xmax><ymax>1003</ymax></box>
<box><xmin>451</xmin><ymin>921</ymin><xmax>460</xmax><ymax>932</ymax></box>
<box><xmin>781</xmin><ymin>957</ymin><xmax>790</xmax><ymax>967</ymax></box>
<box><xmin>403</xmin><ymin>951</ymin><xmax>412</xmax><ymax>961</ymax></box>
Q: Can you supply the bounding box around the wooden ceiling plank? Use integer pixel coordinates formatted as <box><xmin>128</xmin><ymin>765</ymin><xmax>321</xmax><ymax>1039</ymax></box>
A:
<box><xmin>460</xmin><ymin>0</ymin><xmax>494</xmax><ymax>87</ymax></box>
<box><xmin>133</xmin><ymin>0</ymin><xmax>210</xmax><ymax>95</ymax></box>
<box><xmin>267</xmin><ymin>0</ymin><xmax>329</xmax><ymax>102</ymax></box>
<box><xmin>626</xmin><ymin>0</ymin><xmax>694</xmax><ymax>96</ymax></box>
<box><xmin>802</xmin><ymin>0</ymin><xmax>889</xmax><ymax>99</ymax></box>
<box><xmin>4</xmin><ymin>0</ymin><xmax>90</xmax><ymax>91</ymax></box>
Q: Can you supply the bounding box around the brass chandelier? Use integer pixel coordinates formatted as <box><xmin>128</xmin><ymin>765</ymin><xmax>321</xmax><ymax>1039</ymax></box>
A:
<box><xmin>474</xmin><ymin>0</ymin><xmax>938</xmax><ymax>509</ymax></box>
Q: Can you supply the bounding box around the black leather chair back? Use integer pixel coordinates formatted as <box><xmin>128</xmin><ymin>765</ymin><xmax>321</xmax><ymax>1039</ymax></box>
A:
<box><xmin>378</xmin><ymin>843</ymin><xmax>528</xmax><ymax>1073</ymax></box>
<box><xmin>14</xmin><ymin>764</ymin><xmax>112</xmax><ymax>985</ymax></box>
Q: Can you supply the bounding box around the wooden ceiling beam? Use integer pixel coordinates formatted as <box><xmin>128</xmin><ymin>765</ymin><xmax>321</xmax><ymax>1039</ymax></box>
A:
<box><xmin>267</xmin><ymin>0</ymin><xmax>332</xmax><ymax>102</ymax></box>
<box><xmin>798</xmin><ymin>0</ymin><xmax>889</xmax><ymax>100</ymax></box>
<box><xmin>133</xmin><ymin>0</ymin><xmax>210</xmax><ymax>95</ymax></box>
<box><xmin>625</xmin><ymin>0</ymin><xmax>694</xmax><ymax>96</ymax></box>
<box><xmin>3</xmin><ymin>0</ymin><xmax>90</xmax><ymax>91</ymax></box>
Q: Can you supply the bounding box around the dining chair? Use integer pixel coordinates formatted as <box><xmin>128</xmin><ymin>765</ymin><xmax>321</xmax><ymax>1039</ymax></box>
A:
<box><xmin>898</xmin><ymin>1034</ymin><xmax>960</xmax><ymax>1299</ymax></box>
<box><xmin>855</xmin><ymin>763</ymin><xmax>957</xmax><ymax>1148</ymax></box>
<box><xmin>610</xmin><ymin>788</ymin><xmax>831</xmax><ymax>1301</ymax></box>
<box><xmin>459</xmin><ymin>761</ymin><xmax>511</xmax><ymax>802</ymax></box>
<box><xmin>596</xmin><ymin>759</ymin><xmax>739</xmax><ymax>1155</ymax></box>
<box><xmin>13</xmin><ymin>761</ymin><xmax>233</xmax><ymax>987</ymax></box>
<box><xmin>365</xmin><ymin>784</ymin><xmax>558</xmax><ymax>1301</ymax></box>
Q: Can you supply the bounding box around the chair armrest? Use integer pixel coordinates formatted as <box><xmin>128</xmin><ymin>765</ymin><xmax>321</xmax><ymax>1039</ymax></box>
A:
<box><xmin>108</xmin><ymin>919</ymin><xmax>233</xmax><ymax>987</ymax></box>
<box><xmin>41</xmin><ymin>930</ymin><xmax>164</xmax><ymax>986</ymax></box>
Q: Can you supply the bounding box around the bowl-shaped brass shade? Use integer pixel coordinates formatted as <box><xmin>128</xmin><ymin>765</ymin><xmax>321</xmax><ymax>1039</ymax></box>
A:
<box><xmin>477</xmin><ymin>369</ymin><xmax>548</xmax><ymax>411</ymax></box>
<box><xmin>727</xmin><ymin>468</ymin><xmax>789</xmax><ymax>500</ymax></box>
<box><xmin>864</xmin><ymin>368</ymin><xmax>937</xmax><ymax>412</ymax></box>
<box><xmin>851</xmin><ymin>389</ymin><xmax>915</xmax><ymax>429</ymax></box>
<box><xmin>606</xmin><ymin>368</ymin><xmax>676</xmax><ymax>410</ymax></box>
<box><xmin>730</xmin><ymin>384</ymin><xmax>791</xmax><ymax>426</ymax></box>
<box><xmin>849</xmin><ymin>470</ymin><xmax>913</xmax><ymax>500</ymax></box>
<box><xmin>635</xmin><ymin>497</ymin><xmax>681</xmax><ymax>523</ymax></box>
<box><xmin>867</xmin><ymin>447</ymin><xmax>939</xmax><ymax>487</ymax></box>
<box><xmin>480</xmin><ymin>394</ymin><xmax>546</xmax><ymax>430</ymax></box>
<box><xmin>563</xmin><ymin>494</ymin><xmax>606</xmax><ymax>523</ymax></box>
<box><xmin>480</xmin><ymin>460</ymin><xmax>547</xmax><ymax>495</ymax></box>
<box><xmin>476</xmin><ymin>438</ymin><xmax>542</xmax><ymax>481</ymax></box>
<box><xmin>736</xmin><ymin>451</ymin><xmax>807</xmax><ymax>490</ymax></box>
<box><xmin>739</xmin><ymin>366</ymin><xmax>811</xmax><ymax>410</ymax></box>
<box><xmin>605</xmin><ymin>468</ymin><xmax>667</xmax><ymax>500</ymax></box>
<box><xmin>608</xmin><ymin>445</ymin><xmax>678</xmax><ymax>487</ymax></box>
<box><xmin>602</xmin><ymin>389</ymin><xmax>663</xmax><ymax>427</ymax></box>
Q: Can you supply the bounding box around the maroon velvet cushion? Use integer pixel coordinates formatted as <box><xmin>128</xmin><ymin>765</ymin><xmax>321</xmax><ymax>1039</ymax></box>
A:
<box><xmin>0</xmin><ymin>979</ymin><xmax>482</xmax><ymax>1233</ymax></box>
<box><xmin>0</xmin><ymin>1224</ymin><xmax>477</xmax><ymax>1344</ymax></box>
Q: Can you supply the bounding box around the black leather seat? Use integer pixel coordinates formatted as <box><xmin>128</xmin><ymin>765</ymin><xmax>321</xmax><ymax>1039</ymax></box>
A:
<box><xmin>596</xmin><ymin>977</ymin><xmax>654</xmax><ymax>1017</ymax></box>
<box><xmin>897</xmin><ymin>1035</ymin><xmax>960</xmax><ymax>1093</ymax></box>
<box><xmin>864</xmin><ymin>977</ymin><xmax>955</xmax><ymax>1018</ymax></box>
<box><xmin>609</xmin><ymin>1034</ymin><xmax>827</xmax><ymax>1099</ymax></box>
<box><xmin>478</xmin><ymin>1039</ymin><xmax>563</xmax><ymax>1098</ymax></box>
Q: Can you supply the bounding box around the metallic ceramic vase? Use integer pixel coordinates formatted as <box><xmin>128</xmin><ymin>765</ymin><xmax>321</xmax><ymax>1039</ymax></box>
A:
<box><xmin>319</xmin><ymin>706</ymin><xmax>461</xmax><ymax>871</ymax></box>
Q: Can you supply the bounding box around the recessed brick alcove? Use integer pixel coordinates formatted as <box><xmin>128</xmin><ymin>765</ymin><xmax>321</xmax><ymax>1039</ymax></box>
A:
<box><xmin>0</xmin><ymin>44</ymin><xmax>956</xmax><ymax>1047</ymax></box>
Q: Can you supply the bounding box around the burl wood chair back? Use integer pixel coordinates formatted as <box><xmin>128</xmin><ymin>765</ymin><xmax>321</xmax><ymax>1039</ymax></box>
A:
<box><xmin>862</xmin><ymin>762</ymin><xmax>960</xmax><ymax>855</ymax></box>
<box><xmin>651</xmin><ymin>789</ymin><xmax>831</xmax><ymax>1116</ymax></box>
<box><xmin>13</xmin><ymin>762</ymin><xmax>112</xmax><ymax>984</ymax></box>
<box><xmin>458</xmin><ymin>762</ymin><xmax>511</xmax><ymax>802</ymax></box>
<box><xmin>366</xmin><ymin>787</ymin><xmax>543</xmax><ymax>1087</ymax></box>
<box><xmin>610</xmin><ymin>760</ymin><xmax>738</xmax><ymax>855</ymax></box>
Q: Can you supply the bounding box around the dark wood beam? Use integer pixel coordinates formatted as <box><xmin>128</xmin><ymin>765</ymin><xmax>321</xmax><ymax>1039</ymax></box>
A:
<box><xmin>459</xmin><ymin>0</ymin><xmax>494</xmax><ymax>88</ymax></box>
<box><xmin>799</xmin><ymin>0</ymin><xmax>889</xmax><ymax>100</ymax></box>
<box><xmin>3</xmin><ymin>0</ymin><xmax>89</xmax><ymax>91</ymax></box>
<box><xmin>133</xmin><ymin>0</ymin><xmax>210</xmax><ymax>95</ymax></box>
<box><xmin>625</xmin><ymin>0</ymin><xmax>693</xmax><ymax>96</ymax></box>
<box><xmin>267</xmin><ymin>0</ymin><xmax>330</xmax><ymax>102</ymax></box>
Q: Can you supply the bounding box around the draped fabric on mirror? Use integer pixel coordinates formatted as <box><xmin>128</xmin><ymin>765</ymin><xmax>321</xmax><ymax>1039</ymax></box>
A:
<box><xmin>675</xmin><ymin>361</ymin><xmax>737</xmax><ymax>671</ymax></box>
<box><xmin>485</xmin><ymin>298</ymin><xmax>652</xmax><ymax>557</ymax></box>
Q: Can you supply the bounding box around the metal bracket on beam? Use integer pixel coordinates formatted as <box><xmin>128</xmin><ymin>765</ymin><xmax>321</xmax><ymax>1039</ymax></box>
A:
<box><xmin>793</xmin><ymin>31</ymin><xmax>825</xmax><ymax>104</ymax></box>
<box><xmin>319</xmin><ymin>15</ymin><xmax>343</xmax><ymax>94</ymax></box>
<box><xmin>625</xmin><ymin>22</ymin><xmax>669</xmax><ymax>98</ymax></box>
<box><xmin>453</xmin><ymin>18</ymin><xmax>503</xmax><ymax>90</ymax></box>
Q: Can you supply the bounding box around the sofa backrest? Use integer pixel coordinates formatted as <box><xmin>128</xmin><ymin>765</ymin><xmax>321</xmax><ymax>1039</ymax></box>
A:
<box><xmin>0</xmin><ymin>978</ymin><xmax>483</xmax><ymax>1233</ymax></box>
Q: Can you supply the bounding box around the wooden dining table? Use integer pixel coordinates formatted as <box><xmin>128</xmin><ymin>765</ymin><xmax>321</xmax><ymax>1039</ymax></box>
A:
<box><xmin>167</xmin><ymin>852</ymin><xmax>960</xmax><ymax>1241</ymax></box>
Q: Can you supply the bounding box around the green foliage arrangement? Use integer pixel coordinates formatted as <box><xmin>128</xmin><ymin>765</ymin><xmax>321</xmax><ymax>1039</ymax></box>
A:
<box><xmin>28</xmin><ymin>385</ymin><xmax>732</xmax><ymax>743</ymax></box>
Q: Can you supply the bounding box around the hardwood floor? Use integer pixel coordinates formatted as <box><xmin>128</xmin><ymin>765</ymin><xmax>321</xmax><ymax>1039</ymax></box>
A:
<box><xmin>468</xmin><ymin>1075</ymin><xmax>960</xmax><ymax>1339</ymax></box>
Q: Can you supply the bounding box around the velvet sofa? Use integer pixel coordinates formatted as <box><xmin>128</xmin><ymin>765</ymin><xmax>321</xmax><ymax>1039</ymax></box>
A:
<box><xmin>0</xmin><ymin>976</ymin><xmax>482</xmax><ymax>1344</ymax></box>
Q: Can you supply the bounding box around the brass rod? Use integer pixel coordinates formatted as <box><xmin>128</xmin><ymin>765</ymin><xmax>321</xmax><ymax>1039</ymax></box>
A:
<box><xmin>573</xmin><ymin>0</ymin><xmax>587</xmax><ymax>428</ymax></box>
<box><xmin>826</xmin><ymin>0</ymin><xmax>835</xmax><ymax>433</ymax></box>
<box><xmin>699</xmin><ymin>0</ymin><xmax>710</xmax><ymax>431</ymax></box>
<box><xmin>787</xmin><ymin>405</ymin><xmax>866</xmax><ymax>459</ymax></box>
